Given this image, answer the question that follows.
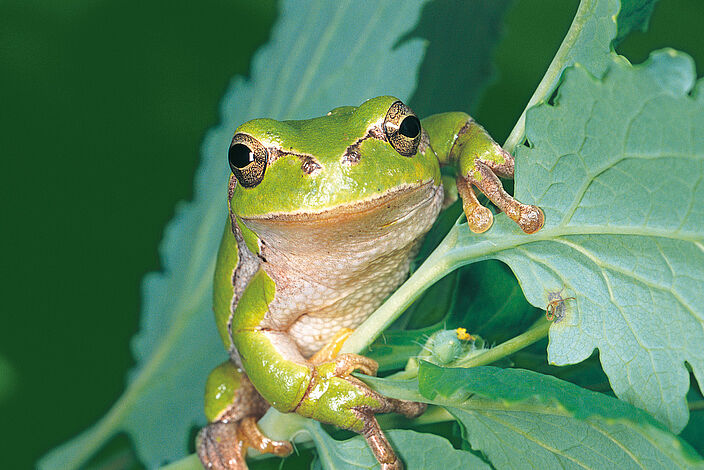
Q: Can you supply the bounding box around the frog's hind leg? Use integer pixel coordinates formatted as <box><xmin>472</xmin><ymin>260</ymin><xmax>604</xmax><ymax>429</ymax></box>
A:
<box><xmin>337</xmin><ymin>373</ymin><xmax>425</xmax><ymax>470</ymax></box>
<box><xmin>197</xmin><ymin>361</ymin><xmax>292</xmax><ymax>470</ymax></box>
<box><xmin>299</xmin><ymin>349</ymin><xmax>426</xmax><ymax>470</ymax></box>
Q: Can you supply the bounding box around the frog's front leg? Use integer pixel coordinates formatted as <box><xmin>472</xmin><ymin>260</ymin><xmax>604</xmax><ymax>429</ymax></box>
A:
<box><xmin>422</xmin><ymin>112</ymin><xmax>544</xmax><ymax>234</ymax></box>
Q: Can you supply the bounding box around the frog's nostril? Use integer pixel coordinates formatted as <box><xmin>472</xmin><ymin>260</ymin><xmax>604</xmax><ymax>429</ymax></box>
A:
<box><xmin>300</xmin><ymin>156</ymin><xmax>322</xmax><ymax>175</ymax></box>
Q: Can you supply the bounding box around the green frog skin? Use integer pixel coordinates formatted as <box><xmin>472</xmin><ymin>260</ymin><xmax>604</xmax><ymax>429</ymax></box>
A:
<box><xmin>196</xmin><ymin>96</ymin><xmax>543</xmax><ymax>470</ymax></box>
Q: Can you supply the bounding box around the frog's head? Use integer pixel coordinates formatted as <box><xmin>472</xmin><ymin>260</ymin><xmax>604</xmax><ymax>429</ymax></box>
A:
<box><xmin>227</xmin><ymin>96</ymin><xmax>441</xmax><ymax>218</ymax></box>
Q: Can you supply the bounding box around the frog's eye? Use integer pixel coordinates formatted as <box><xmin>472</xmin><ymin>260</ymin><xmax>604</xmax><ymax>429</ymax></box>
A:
<box><xmin>229</xmin><ymin>133</ymin><xmax>268</xmax><ymax>188</ymax></box>
<box><xmin>383</xmin><ymin>101</ymin><xmax>421</xmax><ymax>157</ymax></box>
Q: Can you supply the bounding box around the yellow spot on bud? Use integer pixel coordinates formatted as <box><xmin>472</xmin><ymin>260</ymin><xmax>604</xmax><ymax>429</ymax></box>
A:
<box><xmin>456</xmin><ymin>328</ymin><xmax>474</xmax><ymax>341</ymax></box>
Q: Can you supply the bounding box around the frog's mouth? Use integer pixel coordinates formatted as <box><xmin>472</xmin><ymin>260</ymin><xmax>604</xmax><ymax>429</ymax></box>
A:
<box><xmin>240</xmin><ymin>180</ymin><xmax>443</xmax><ymax>256</ymax></box>
<box><xmin>243</xmin><ymin>179</ymin><xmax>442</xmax><ymax>226</ymax></box>
<box><xmin>239</xmin><ymin>180</ymin><xmax>442</xmax><ymax>261</ymax></box>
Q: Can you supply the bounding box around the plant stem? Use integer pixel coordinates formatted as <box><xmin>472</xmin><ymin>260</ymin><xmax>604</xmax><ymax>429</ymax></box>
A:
<box><xmin>454</xmin><ymin>318</ymin><xmax>551</xmax><ymax>368</ymax></box>
<box><xmin>341</xmin><ymin>230</ymin><xmax>458</xmax><ymax>354</ymax></box>
<box><xmin>503</xmin><ymin>0</ymin><xmax>595</xmax><ymax>153</ymax></box>
<box><xmin>690</xmin><ymin>400</ymin><xmax>704</xmax><ymax>412</ymax></box>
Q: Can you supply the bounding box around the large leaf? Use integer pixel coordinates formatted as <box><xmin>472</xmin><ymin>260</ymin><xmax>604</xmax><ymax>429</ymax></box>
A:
<box><xmin>306</xmin><ymin>423</ymin><xmax>490</xmax><ymax>470</ymax></box>
<box><xmin>415</xmin><ymin>364</ymin><xmax>704</xmax><ymax>469</ymax></box>
<box><xmin>38</xmin><ymin>1</ymin><xmax>431</xmax><ymax>468</ymax></box>
<box><xmin>508</xmin><ymin>49</ymin><xmax>704</xmax><ymax>432</ymax></box>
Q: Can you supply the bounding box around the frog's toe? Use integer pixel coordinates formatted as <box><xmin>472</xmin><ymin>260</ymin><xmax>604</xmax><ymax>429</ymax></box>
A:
<box><xmin>466</xmin><ymin>204</ymin><xmax>493</xmax><ymax>233</ymax></box>
<box><xmin>197</xmin><ymin>417</ymin><xmax>293</xmax><ymax>470</ymax></box>
<box><xmin>456</xmin><ymin>176</ymin><xmax>493</xmax><ymax>233</ymax></box>
<box><xmin>238</xmin><ymin>416</ymin><xmax>293</xmax><ymax>457</ymax></box>
<box><xmin>332</xmin><ymin>353</ymin><xmax>379</xmax><ymax>376</ymax></box>
<box><xmin>358</xmin><ymin>412</ymin><xmax>406</xmax><ymax>470</ymax></box>
<box><xmin>517</xmin><ymin>204</ymin><xmax>544</xmax><ymax>234</ymax></box>
<box><xmin>392</xmin><ymin>398</ymin><xmax>427</xmax><ymax>419</ymax></box>
<box><xmin>197</xmin><ymin>420</ymin><xmax>246</xmax><ymax>470</ymax></box>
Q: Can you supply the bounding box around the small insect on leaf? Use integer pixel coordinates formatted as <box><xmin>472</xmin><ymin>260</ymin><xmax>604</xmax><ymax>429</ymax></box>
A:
<box><xmin>545</xmin><ymin>289</ymin><xmax>575</xmax><ymax>323</ymax></box>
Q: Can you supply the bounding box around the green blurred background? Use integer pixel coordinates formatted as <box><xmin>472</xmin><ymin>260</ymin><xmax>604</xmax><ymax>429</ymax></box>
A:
<box><xmin>2</xmin><ymin>0</ymin><xmax>702</xmax><ymax>468</ymax></box>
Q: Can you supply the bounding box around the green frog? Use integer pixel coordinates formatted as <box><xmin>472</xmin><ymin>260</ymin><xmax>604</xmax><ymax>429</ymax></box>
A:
<box><xmin>197</xmin><ymin>96</ymin><xmax>543</xmax><ymax>469</ymax></box>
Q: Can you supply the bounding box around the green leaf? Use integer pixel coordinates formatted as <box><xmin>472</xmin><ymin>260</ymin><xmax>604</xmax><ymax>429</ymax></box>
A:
<box><xmin>504</xmin><ymin>49</ymin><xmax>704</xmax><ymax>433</ymax></box>
<box><xmin>306</xmin><ymin>423</ymin><xmax>490</xmax><ymax>470</ymax></box>
<box><xmin>38</xmin><ymin>1</ymin><xmax>431</xmax><ymax>468</ymax></box>
<box><xmin>401</xmin><ymin>49</ymin><xmax>704</xmax><ymax>434</ymax></box>
<box><xmin>416</xmin><ymin>364</ymin><xmax>704</xmax><ymax>469</ymax></box>
<box><xmin>512</xmin><ymin>351</ymin><xmax>612</xmax><ymax>393</ymax></box>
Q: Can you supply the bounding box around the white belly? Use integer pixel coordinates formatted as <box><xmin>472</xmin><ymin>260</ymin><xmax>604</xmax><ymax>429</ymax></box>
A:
<box><xmin>243</xmin><ymin>181</ymin><xmax>443</xmax><ymax>356</ymax></box>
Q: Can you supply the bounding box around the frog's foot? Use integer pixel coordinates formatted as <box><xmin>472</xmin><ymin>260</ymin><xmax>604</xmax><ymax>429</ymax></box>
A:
<box><xmin>458</xmin><ymin>158</ymin><xmax>544</xmax><ymax>234</ymax></box>
<box><xmin>198</xmin><ymin>363</ymin><xmax>292</xmax><ymax>470</ymax></box>
<box><xmin>197</xmin><ymin>420</ymin><xmax>246</xmax><ymax>470</ymax></box>
<box><xmin>197</xmin><ymin>417</ymin><xmax>293</xmax><ymax>470</ymax></box>
<box><xmin>299</xmin><ymin>354</ymin><xmax>426</xmax><ymax>470</ymax></box>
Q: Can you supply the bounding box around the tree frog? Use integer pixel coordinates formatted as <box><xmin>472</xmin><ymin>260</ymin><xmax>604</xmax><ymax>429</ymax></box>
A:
<box><xmin>197</xmin><ymin>96</ymin><xmax>543</xmax><ymax>470</ymax></box>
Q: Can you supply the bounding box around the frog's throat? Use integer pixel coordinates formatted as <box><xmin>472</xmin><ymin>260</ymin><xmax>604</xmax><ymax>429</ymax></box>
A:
<box><xmin>240</xmin><ymin>179</ymin><xmax>440</xmax><ymax>224</ymax></box>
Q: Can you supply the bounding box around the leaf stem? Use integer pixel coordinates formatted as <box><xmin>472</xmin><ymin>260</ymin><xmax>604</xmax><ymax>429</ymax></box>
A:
<box><xmin>341</xmin><ymin>229</ymin><xmax>458</xmax><ymax>354</ymax></box>
<box><xmin>690</xmin><ymin>400</ymin><xmax>704</xmax><ymax>412</ymax></box>
<box><xmin>454</xmin><ymin>318</ymin><xmax>551</xmax><ymax>368</ymax></box>
<box><xmin>503</xmin><ymin>0</ymin><xmax>595</xmax><ymax>153</ymax></box>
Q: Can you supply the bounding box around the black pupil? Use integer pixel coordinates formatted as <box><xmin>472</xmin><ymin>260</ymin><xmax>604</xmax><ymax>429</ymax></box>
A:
<box><xmin>398</xmin><ymin>116</ymin><xmax>420</xmax><ymax>138</ymax></box>
<box><xmin>229</xmin><ymin>143</ymin><xmax>254</xmax><ymax>169</ymax></box>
